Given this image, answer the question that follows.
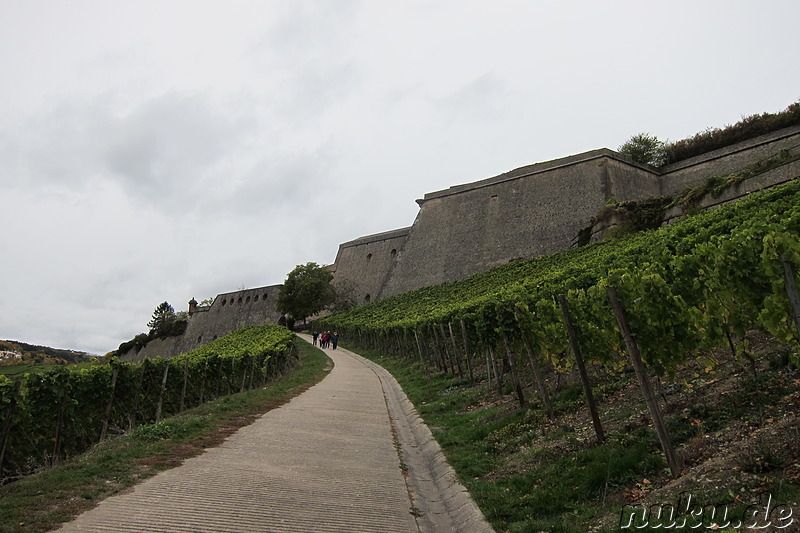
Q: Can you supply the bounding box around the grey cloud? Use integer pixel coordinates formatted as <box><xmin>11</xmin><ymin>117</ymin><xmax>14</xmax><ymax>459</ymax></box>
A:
<box><xmin>245</xmin><ymin>0</ymin><xmax>362</xmax><ymax>121</ymax></box>
<box><xmin>100</xmin><ymin>92</ymin><xmax>257</xmax><ymax>201</ymax></box>
<box><xmin>1</xmin><ymin>91</ymin><xmax>257</xmax><ymax>209</ymax></box>
<box><xmin>274</xmin><ymin>61</ymin><xmax>361</xmax><ymax>122</ymax></box>
<box><xmin>435</xmin><ymin>72</ymin><xmax>508</xmax><ymax>126</ymax></box>
<box><xmin>214</xmin><ymin>147</ymin><xmax>338</xmax><ymax>215</ymax></box>
<box><xmin>254</xmin><ymin>0</ymin><xmax>359</xmax><ymax>58</ymax></box>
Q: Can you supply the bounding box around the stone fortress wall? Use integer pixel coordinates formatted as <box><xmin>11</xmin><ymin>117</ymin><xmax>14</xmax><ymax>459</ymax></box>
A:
<box><xmin>658</xmin><ymin>125</ymin><xmax>800</xmax><ymax>196</ymax></box>
<box><xmin>376</xmin><ymin>150</ymin><xmax>661</xmax><ymax>298</ymax></box>
<box><xmin>121</xmin><ymin>124</ymin><xmax>800</xmax><ymax>360</ymax></box>
<box><xmin>332</xmin><ymin>124</ymin><xmax>800</xmax><ymax>301</ymax></box>
<box><xmin>329</xmin><ymin>227</ymin><xmax>411</xmax><ymax>306</ymax></box>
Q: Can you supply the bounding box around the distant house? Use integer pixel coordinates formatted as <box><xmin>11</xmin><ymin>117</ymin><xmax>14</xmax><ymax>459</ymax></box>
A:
<box><xmin>0</xmin><ymin>351</ymin><xmax>22</xmax><ymax>361</ymax></box>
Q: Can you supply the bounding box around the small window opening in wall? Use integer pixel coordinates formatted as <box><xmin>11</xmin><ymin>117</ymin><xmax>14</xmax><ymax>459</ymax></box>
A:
<box><xmin>365</xmin><ymin>294</ymin><xmax>371</xmax><ymax>302</ymax></box>
<box><xmin>254</xmin><ymin>295</ymin><xmax>259</xmax><ymax>302</ymax></box>
<box><xmin>366</xmin><ymin>253</ymin><xmax>372</xmax><ymax>262</ymax></box>
<box><xmin>212</xmin><ymin>335</ymin><xmax>218</xmax><ymax>340</ymax></box>
<box><xmin>221</xmin><ymin>299</ymin><xmax>226</xmax><ymax>306</ymax></box>
<box><xmin>390</xmin><ymin>249</ymin><xmax>397</xmax><ymax>257</ymax></box>
<box><xmin>238</xmin><ymin>297</ymin><xmax>243</xmax><ymax>304</ymax></box>
<box><xmin>246</xmin><ymin>296</ymin><xmax>251</xmax><ymax>303</ymax></box>
<box><xmin>197</xmin><ymin>335</ymin><xmax>202</xmax><ymax>343</ymax></box>
<box><xmin>263</xmin><ymin>293</ymin><xmax>268</xmax><ymax>301</ymax></box>
<box><xmin>490</xmin><ymin>194</ymin><xmax>498</xmax><ymax>200</ymax></box>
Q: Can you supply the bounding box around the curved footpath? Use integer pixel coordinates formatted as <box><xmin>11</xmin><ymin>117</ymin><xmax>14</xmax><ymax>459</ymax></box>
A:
<box><xmin>58</xmin><ymin>335</ymin><xmax>493</xmax><ymax>532</ymax></box>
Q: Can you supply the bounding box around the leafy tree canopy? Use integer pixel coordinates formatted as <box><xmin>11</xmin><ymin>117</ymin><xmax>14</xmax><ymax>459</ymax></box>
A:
<box><xmin>277</xmin><ymin>262</ymin><xmax>336</xmax><ymax>324</ymax></box>
<box><xmin>618</xmin><ymin>132</ymin><xmax>666</xmax><ymax>167</ymax></box>
<box><xmin>147</xmin><ymin>301</ymin><xmax>178</xmax><ymax>338</ymax></box>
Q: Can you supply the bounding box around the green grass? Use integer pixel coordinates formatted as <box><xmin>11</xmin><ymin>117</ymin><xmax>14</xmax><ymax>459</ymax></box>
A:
<box><xmin>350</xmin><ymin>347</ymin><xmax>677</xmax><ymax>533</ymax></box>
<box><xmin>349</xmin><ymin>342</ymin><xmax>800</xmax><ymax>532</ymax></box>
<box><xmin>0</xmin><ymin>338</ymin><xmax>331</xmax><ymax>533</ymax></box>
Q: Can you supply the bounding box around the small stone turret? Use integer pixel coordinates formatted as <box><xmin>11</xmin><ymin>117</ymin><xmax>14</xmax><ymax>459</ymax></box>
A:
<box><xmin>188</xmin><ymin>298</ymin><xmax>198</xmax><ymax>316</ymax></box>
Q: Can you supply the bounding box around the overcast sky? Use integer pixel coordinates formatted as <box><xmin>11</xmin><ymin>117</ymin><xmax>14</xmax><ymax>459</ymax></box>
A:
<box><xmin>1</xmin><ymin>1</ymin><xmax>798</xmax><ymax>355</ymax></box>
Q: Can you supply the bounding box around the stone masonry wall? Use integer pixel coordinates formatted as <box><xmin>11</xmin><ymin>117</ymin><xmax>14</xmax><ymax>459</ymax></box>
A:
<box><xmin>336</xmin><ymin>125</ymin><xmax>800</xmax><ymax>301</ymax></box>
<box><xmin>376</xmin><ymin>150</ymin><xmax>661</xmax><ymax>297</ymax></box>
<box><xmin>330</xmin><ymin>228</ymin><xmax>411</xmax><ymax>305</ymax></box>
<box><xmin>659</xmin><ymin>124</ymin><xmax>800</xmax><ymax>196</ymax></box>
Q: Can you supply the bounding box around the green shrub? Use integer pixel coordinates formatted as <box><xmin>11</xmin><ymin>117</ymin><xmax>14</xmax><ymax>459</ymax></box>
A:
<box><xmin>663</xmin><ymin>101</ymin><xmax>800</xmax><ymax>165</ymax></box>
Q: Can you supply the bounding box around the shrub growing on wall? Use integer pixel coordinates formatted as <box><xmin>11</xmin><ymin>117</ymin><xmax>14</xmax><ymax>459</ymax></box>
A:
<box><xmin>663</xmin><ymin>101</ymin><xmax>800</xmax><ymax>165</ymax></box>
<box><xmin>618</xmin><ymin>133</ymin><xmax>666</xmax><ymax>167</ymax></box>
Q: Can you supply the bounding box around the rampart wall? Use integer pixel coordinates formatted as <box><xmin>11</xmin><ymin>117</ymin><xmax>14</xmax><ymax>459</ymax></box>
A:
<box><xmin>330</xmin><ymin>227</ymin><xmax>411</xmax><ymax>305</ymax></box>
<box><xmin>332</xmin><ymin>125</ymin><xmax>800</xmax><ymax>300</ymax></box>
<box><xmin>659</xmin><ymin>124</ymin><xmax>800</xmax><ymax>196</ymax></box>
<box><xmin>377</xmin><ymin>150</ymin><xmax>661</xmax><ymax>297</ymax></box>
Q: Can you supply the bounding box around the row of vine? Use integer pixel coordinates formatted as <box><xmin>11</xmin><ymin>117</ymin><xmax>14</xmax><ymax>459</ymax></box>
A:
<box><xmin>0</xmin><ymin>324</ymin><xmax>296</xmax><ymax>482</ymax></box>
<box><xmin>319</xmin><ymin>178</ymin><xmax>800</xmax><ymax>474</ymax></box>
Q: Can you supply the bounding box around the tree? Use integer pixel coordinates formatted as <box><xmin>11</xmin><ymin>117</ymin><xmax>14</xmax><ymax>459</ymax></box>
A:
<box><xmin>277</xmin><ymin>262</ymin><xmax>336</xmax><ymax>326</ymax></box>
<box><xmin>147</xmin><ymin>301</ymin><xmax>177</xmax><ymax>338</ymax></box>
<box><xmin>618</xmin><ymin>132</ymin><xmax>666</xmax><ymax>167</ymax></box>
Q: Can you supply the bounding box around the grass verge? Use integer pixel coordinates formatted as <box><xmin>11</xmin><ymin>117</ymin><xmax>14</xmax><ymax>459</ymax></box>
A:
<box><xmin>0</xmin><ymin>338</ymin><xmax>331</xmax><ymax>533</ymax></box>
<box><xmin>347</xmin><ymin>344</ymin><xmax>800</xmax><ymax>533</ymax></box>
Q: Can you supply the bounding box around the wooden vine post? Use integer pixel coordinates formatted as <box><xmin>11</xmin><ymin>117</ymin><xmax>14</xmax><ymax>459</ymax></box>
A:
<box><xmin>215</xmin><ymin>358</ymin><xmax>224</xmax><ymax>397</ymax></box>
<box><xmin>459</xmin><ymin>319</ymin><xmax>475</xmax><ymax>383</ymax></box>
<box><xmin>607</xmin><ymin>286</ymin><xmax>680</xmax><ymax>478</ymax></box>
<box><xmin>488</xmin><ymin>345</ymin><xmax>502</xmax><ymax>394</ymax></box>
<box><xmin>130</xmin><ymin>362</ymin><xmax>146</xmax><ymax>430</ymax></box>
<box><xmin>429</xmin><ymin>325</ymin><xmax>447</xmax><ymax>373</ymax></box>
<box><xmin>513</xmin><ymin>305</ymin><xmax>555</xmax><ymax>419</ymax></box>
<box><xmin>500</xmin><ymin>333</ymin><xmax>526</xmax><ymax>408</ymax></box>
<box><xmin>180</xmin><ymin>359</ymin><xmax>189</xmax><ymax>412</ymax></box>
<box><xmin>261</xmin><ymin>355</ymin><xmax>272</xmax><ymax>387</ymax></box>
<box><xmin>0</xmin><ymin>380</ymin><xmax>22</xmax><ymax>473</ymax></box>
<box><xmin>403</xmin><ymin>329</ymin><xmax>413</xmax><ymax>360</ymax></box>
<box><xmin>249</xmin><ymin>354</ymin><xmax>257</xmax><ymax>390</ymax></box>
<box><xmin>413</xmin><ymin>329</ymin><xmax>426</xmax><ymax>365</ymax></box>
<box><xmin>484</xmin><ymin>349</ymin><xmax>492</xmax><ymax>387</ymax></box>
<box><xmin>100</xmin><ymin>367</ymin><xmax>119</xmax><ymax>442</ymax></box>
<box><xmin>781</xmin><ymin>255</ymin><xmax>800</xmax><ymax>339</ymax></box>
<box><xmin>558</xmin><ymin>295</ymin><xmax>605</xmax><ymax>443</ymax></box>
<box><xmin>394</xmin><ymin>328</ymin><xmax>404</xmax><ymax>357</ymax></box>
<box><xmin>239</xmin><ymin>358</ymin><xmax>248</xmax><ymax>393</ymax></box>
<box><xmin>199</xmin><ymin>359</ymin><xmax>207</xmax><ymax>403</ymax></box>
<box><xmin>228</xmin><ymin>357</ymin><xmax>235</xmax><ymax>394</ymax></box>
<box><xmin>53</xmin><ymin>373</ymin><xmax>71</xmax><ymax>462</ymax></box>
<box><xmin>521</xmin><ymin>336</ymin><xmax>555</xmax><ymax>420</ymax></box>
<box><xmin>448</xmin><ymin>322</ymin><xmax>465</xmax><ymax>377</ymax></box>
<box><xmin>438</xmin><ymin>323</ymin><xmax>457</xmax><ymax>376</ymax></box>
<box><xmin>155</xmin><ymin>363</ymin><xmax>170</xmax><ymax>423</ymax></box>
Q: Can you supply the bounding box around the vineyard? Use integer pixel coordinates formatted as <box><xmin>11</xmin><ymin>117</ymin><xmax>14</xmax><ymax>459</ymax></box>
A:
<box><xmin>0</xmin><ymin>324</ymin><xmax>296</xmax><ymax>482</ymax></box>
<box><xmin>319</xmin><ymin>177</ymin><xmax>800</xmax><ymax>474</ymax></box>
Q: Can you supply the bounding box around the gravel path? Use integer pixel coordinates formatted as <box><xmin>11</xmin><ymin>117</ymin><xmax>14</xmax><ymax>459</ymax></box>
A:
<box><xmin>57</xmin><ymin>335</ymin><xmax>493</xmax><ymax>532</ymax></box>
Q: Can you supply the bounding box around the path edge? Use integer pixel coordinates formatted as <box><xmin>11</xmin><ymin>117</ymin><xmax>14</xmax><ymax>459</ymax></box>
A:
<box><xmin>351</xmin><ymin>351</ymin><xmax>495</xmax><ymax>533</ymax></box>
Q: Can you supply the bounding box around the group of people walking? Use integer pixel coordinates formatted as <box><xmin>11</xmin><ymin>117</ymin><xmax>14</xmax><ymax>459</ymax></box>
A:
<box><xmin>312</xmin><ymin>331</ymin><xmax>339</xmax><ymax>349</ymax></box>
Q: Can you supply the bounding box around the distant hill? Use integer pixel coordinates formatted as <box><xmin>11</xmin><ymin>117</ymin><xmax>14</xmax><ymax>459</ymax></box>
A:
<box><xmin>0</xmin><ymin>340</ymin><xmax>96</xmax><ymax>366</ymax></box>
